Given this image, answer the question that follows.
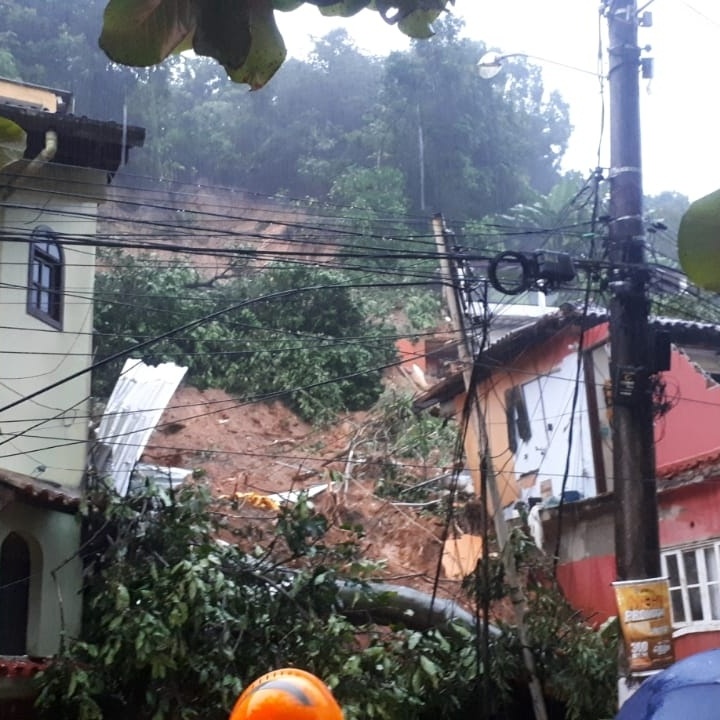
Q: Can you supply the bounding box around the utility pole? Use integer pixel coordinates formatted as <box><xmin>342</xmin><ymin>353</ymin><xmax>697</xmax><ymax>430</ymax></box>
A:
<box><xmin>606</xmin><ymin>1</ymin><xmax>660</xmax><ymax>580</ymax></box>
<box><xmin>433</xmin><ymin>215</ymin><xmax>548</xmax><ymax>720</ymax></box>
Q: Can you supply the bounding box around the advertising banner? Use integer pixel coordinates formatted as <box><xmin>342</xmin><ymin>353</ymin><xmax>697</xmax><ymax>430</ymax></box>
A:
<box><xmin>613</xmin><ymin>577</ymin><xmax>674</xmax><ymax>672</ymax></box>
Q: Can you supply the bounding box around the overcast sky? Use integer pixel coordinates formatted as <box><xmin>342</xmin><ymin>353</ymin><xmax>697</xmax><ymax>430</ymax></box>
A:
<box><xmin>276</xmin><ymin>0</ymin><xmax>720</xmax><ymax>201</ymax></box>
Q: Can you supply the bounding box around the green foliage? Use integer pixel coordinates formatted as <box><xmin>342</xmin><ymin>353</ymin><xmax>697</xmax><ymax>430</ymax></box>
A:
<box><xmin>124</xmin><ymin>19</ymin><xmax>571</xmax><ymax>222</ymax></box>
<box><xmin>0</xmin><ymin>49</ymin><xmax>20</xmax><ymax>78</ymax></box>
<box><xmin>0</xmin><ymin>0</ymin><xmax>133</xmax><ymax>119</ymax></box>
<box><xmin>329</xmin><ymin>165</ymin><xmax>409</xmax><ymax>219</ymax></box>
<box><xmin>493</xmin><ymin>589</ymin><xmax>619</xmax><ymax>720</ymax></box>
<box><xmin>466</xmin><ymin>530</ymin><xmax>620</xmax><ymax>720</ymax></box>
<box><xmin>466</xmin><ymin>172</ymin><xmax>600</xmax><ymax>259</ymax></box>
<box><xmin>34</xmin><ymin>483</ymin><xmax>349</xmax><ymax>719</ymax></box>
<box><xmin>360</xmin><ymin>391</ymin><xmax>458</xmax><ymax>503</ymax></box>
<box><xmin>92</xmin><ymin>250</ymin><xmax>214</xmax><ymax>396</ymax></box>
<box><xmin>645</xmin><ymin>190</ymin><xmax>690</xmax><ymax>263</ymax></box>
<box><xmin>643</xmin><ymin>192</ymin><xmax>720</xmax><ymax>323</ymax></box>
<box><xmin>33</xmin><ymin>482</ymin><xmax>482</xmax><ymax>720</ymax></box>
<box><xmin>379</xmin><ymin>17</ymin><xmax>571</xmax><ymax>219</ymax></box>
<box><xmin>92</xmin><ymin>252</ymin><xmax>396</xmax><ymax>421</ymax></box>
<box><xmin>34</xmin><ymin>483</ymin><xmax>618</xmax><ymax>720</ymax></box>
<box><xmin>2</xmin><ymin>3</ymin><xmax>576</xmax><ymax>225</ymax></box>
<box><xmin>373</xmin><ymin>391</ymin><xmax>456</xmax><ymax>465</ymax></box>
<box><xmin>0</xmin><ymin>116</ymin><xmax>26</xmax><ymax>169</ymax></box>
<box><xmin>320</xmin><ymin>148</ymin><xmax>442</xmax><ymax>334</ymax></box>
<box><xmin>398</xmin><ymin>291</ymin><xmax>442</xmax><ymax>333</ymax></box>
<box><xmin>231</xmin><ymin>263</ymin><xmax>397</xmax><ymax>421</ymax></box>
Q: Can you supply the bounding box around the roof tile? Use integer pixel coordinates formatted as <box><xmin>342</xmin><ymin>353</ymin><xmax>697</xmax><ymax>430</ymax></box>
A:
<box><xmin>0</xmin><ymin>657</ymin><xmax>48</xmax><ymax>678</ymax></box>
<box><xmin>0</xmin><ymin>469</ymin><xmax>80</xmax><ymax>512</ymax></box>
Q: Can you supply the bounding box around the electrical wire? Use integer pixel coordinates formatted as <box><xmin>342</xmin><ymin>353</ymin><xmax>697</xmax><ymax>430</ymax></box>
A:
<box><xmin>553</xmin><ymin>170</ymin><xmax>603</xmax><ymax>574</ymax></box>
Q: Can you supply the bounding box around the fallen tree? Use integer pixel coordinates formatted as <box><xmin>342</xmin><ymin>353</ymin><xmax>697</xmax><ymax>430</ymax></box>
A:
<box><xmin>35</xmin><ymin>481</ymin><xmax>616</xmax><ymax>720</ymax></box>
<box><xmin>337</xmin><ymin>580</ymin><xmax>493</xmax><ymax>635</ymax></box>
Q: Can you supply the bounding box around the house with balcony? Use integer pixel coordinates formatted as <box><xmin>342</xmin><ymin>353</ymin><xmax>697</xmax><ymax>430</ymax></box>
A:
<box><xmin>0</xmin><ymin>77</ymin><xmax>143</xmax><ymax>714</ymax></box>
<box><xmin>415</xmin><ymin>306</ymin><xmax>720</xmax><ymax>660</ymax></box>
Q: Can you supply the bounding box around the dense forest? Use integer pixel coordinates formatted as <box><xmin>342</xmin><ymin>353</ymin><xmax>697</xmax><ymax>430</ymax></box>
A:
<box><xmin>0</xmin><ymin>0</ymin><xmax>573</xmax><ymax>222</ymax></box>
<box><xmin>4</xmin><ymin>5</ymin><xmax>711</xmax><ymax>377</ymax></box>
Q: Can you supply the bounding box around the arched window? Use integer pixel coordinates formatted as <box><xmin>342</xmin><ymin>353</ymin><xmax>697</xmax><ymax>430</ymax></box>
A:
<box><xmin>0</xmin><ymin>532</ymin><xmax>31</xmax><ymax>655</ymax></box>
<box><xmin>27</xmin><ymin>225</ymin><xmax>63</xmax><ymax>329</ymax></box>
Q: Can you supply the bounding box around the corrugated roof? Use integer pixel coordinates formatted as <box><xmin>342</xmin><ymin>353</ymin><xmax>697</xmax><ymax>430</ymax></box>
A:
<box><xmin>474</xmin><ymin>306</ymin><xmax>606</xmax><ymax>376</ymax></box>
<box><xmin>414</xmin><ymin>307</ymin><xmax>606</xmax><ymax>409</ymax></box>
<box><xmin>0</xmin><ymin>101</ymin><xmax>144</xmax><ymax>173</ymax></box>
<box><xmin>94</xmin><ymin>359</ymin><xmax>188</xmax><ymax>496</ymax></box>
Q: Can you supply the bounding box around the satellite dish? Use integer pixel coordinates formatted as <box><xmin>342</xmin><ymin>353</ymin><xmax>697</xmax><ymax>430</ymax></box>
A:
<box><xmin>477</xmin><ymin>51</ymin><xmax>504</xmax><ymax>80</ymax></box>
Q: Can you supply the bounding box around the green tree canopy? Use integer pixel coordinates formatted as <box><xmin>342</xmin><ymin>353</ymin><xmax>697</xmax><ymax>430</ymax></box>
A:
<box><xmin>0</xmin><ymin>0</ymin><xmax>134</xmax><ymax>119</ymax></box>
<box><xmin>0</xmin><ymin>1</ymin><xmax>574</xmax><ymax>226</ymax></box>
<box><xmin>35</xmin><ymin>481</ymin><xmax>619</xmax><ymax>720</ymax></box>
<box><xmin>378</xmin><ymin>17</ymin><xmax>571</xmax><ymax>219</ymax></box>
<box><xmin>93</xmin><ymin>252</ymin><xmax>397</xmax><ymax>422</ymax></box>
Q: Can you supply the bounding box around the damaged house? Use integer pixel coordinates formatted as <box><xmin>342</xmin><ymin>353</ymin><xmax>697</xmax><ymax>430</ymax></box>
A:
<box><xmin>416</xmin><ymin>307</ymin><xmax>720</xmax><ymax>660</ymax></box>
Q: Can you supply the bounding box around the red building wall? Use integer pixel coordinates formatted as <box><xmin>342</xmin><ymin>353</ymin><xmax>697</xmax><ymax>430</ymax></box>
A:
<box><xmin>555</xmin><ymin>481</ymin><xmax>720</xmax><ymax>658</ymax></box>
<box><xmin>556</xmin><ymin>554</ymin><xmax>617</xmax><ymax>623</ymax></box>
<box><xmin>469</xmin><ymin>319</ymin><xmax>720</xmax><ymax>659</ymax></box>
<box><xmin>654</xmin><ymin>347</ymin><xmax>720</xmax><ymax>470</ymax></box>
<box><xmin>658</xmin><ymin>482</ymin><xmax>720</xmax><ymax>547</ymax></box>
<box><xmin>658</xmin><ymin>482</ymin><xmax>720</xmax><ymax>658</ymax></box>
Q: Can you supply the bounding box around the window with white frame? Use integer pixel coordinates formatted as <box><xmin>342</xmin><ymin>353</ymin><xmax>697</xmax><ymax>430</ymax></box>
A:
<box><xmin>661</xmin><ymin>542</ymin><xmax>720</xmax><ymax>625</ymax></box>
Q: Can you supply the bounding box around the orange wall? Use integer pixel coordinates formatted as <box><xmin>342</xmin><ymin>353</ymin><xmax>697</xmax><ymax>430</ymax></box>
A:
<box><xmin>473</xmin><ymin>321</ymin><xmax>609</xmax><ymax>504</ymax></box>
<box><xmin>470</xmin><ymin>319</ymin><xmax>720</xmax><ymax>661</ymax></box>
<box><xmin>481</xmin><ymin>325</ymin><xmax>585</xmax><ymax>503</ymax></box>
<box><xmin>460</xmin><ymin>319</ymin><xmax>720</xmax><ymax>501</ymax></box>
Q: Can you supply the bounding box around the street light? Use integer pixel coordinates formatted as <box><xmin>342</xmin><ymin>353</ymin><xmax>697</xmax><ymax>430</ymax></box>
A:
<box><xmin>477</xmin><ymin>50</ymin><xmax>599</xmax><ymax>80</ymax></box>
<box><xmin>477</xmin><ymin>51</ymin><xmax>517</xmax><ymax>79</ymax></box>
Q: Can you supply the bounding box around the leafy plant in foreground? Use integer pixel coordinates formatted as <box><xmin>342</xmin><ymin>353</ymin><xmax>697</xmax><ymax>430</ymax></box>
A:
<box><xmin>34</xmin><ymin>483</ymin><xmax>483</xmax><ymax>719</ymax></box>
<box><xmin>35</xmin><ymin>482</ymin><xmax>618</xmax><ymax>720</ymax></box>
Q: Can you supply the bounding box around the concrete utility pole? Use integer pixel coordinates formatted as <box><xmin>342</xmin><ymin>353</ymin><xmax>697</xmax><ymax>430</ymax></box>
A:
<box><xmin>606</xmin><ymin>1</ymin><xmax>661</xmax><ymax>580</ymax></box>
<box><xmin>432</xmin><ymin>215</ymin><xmax>549</xmax><ymax>720</ymax></box>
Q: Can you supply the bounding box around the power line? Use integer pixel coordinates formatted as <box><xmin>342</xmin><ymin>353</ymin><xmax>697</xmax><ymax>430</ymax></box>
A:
<box><xmin>0</xmin><ymin>280</ymin><xmax>430</xmax><ymax>418</ymax></box>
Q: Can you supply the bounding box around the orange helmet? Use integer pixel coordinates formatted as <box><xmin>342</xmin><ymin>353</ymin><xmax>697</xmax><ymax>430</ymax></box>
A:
<box><xmin>229</xmin><ymin>668</ymin><xmax>344</xmax><ymax>720</ymax></box>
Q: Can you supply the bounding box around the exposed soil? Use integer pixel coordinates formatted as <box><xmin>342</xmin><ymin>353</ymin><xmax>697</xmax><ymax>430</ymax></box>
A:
<box><xmin>141</xmin><ymin>380</ymin><xmax>465</xmax><ymax>602</ymax></box>
<box><xmin>108</xmin><ymin>183</ymin><xmax>471</xmax><ymax>604</ymax></box>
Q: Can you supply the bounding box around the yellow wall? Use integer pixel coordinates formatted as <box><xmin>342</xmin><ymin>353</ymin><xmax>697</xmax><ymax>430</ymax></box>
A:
<box><xmin>0</xmin><ymin>79</ymin><xmax>59</xmax><ymax>112</ymax></box>
<box><xmin>0</xmin><ymin>167</ymin><xmax>106</xmax><ymax>488</ymax></box>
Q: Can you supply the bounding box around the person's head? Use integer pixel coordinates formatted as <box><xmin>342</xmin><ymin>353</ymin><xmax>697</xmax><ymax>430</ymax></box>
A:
<box><xmin>229</xmin><ymin>668</ymin><xmax>343</xmax><ymax>720</ymax></box>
